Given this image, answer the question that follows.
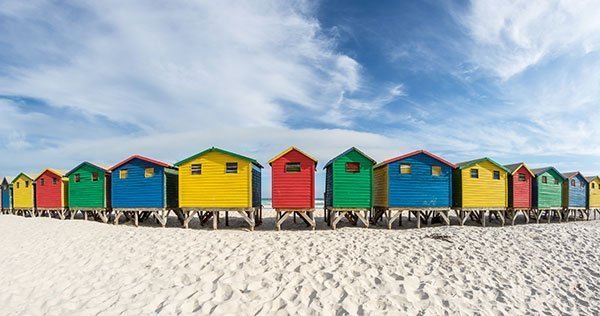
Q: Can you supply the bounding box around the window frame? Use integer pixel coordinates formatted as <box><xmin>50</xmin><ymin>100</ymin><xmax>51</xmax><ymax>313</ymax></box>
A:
<box><xmin>25</xmin><ymin>181</ymin><xmax>29</xmax><ymax>188</ymax></box>
<box><xmin>518</xmin><ymin>173</ymin><xmax>526</xmax><ymax>182</ymax></box>
<box><xmin>470</xmin><ymin>168</ymin><xmax>479</xmax><ymax>179</ymax></box>
<box><xmin>431</xmin><ymin>166</ymin><xmax>442</xmax><ymax>176</ymax></box>
<box><xmin>52</xmin><ymin>178</ymin><xmax>57</xmax><ymax>185</ymax></box>
<box><xmin>91</xmin><ymin>172</ymin><xmax>99</xmax><ymax>182</ymax></box>
<box><xmin>119</xmin><ymin>169</ymin><xmax>128</xmax><ymax>179</ymax></box>
<box><xmin>145</xmin><ymin>167</ymin><xmax>155</xmax><ymax>178</ymax></box>
<box><xmin>345</xmin><ymin>162</ymin><xmax>360</xmax><ymax>173</ymax></box>
<box><xmin>40</xmin><ymin>178</ymin><xmax>45</xmax><ymax>186</ymax></box>
<box><xmin>226</xmin><ymin>162</ymin><xmax>238</xmax><ymax>174</ymax></box>
<box><xmin>493</xmin><ymin>171</ymin><xmax>500</xmax><ymax>180</ymax></box>
<box><xmin>74</xmin><ymin>174</ymin><xmax>81</xmax><ymax>183</ymax></box>
<box><xmin>542</xmin><ymin>176</ymin><xmax>547</xmax><ymax>184</ymax></box>
<box><xmin>191</xmin><ymin>164</ymin><xmax>202</xmax><ymax>175</ymax></box>
<box><xmin>400</xmin><ymin>164</ymin><xmax>411</xmax><ymax>175</ymax></box>
<box><xmin>571</xmin><ymin>179</ymin><xmax>576</xmax><ymax>187</ymax></box>
<box><xmin>285</xmin><ymin>162</ymin><xmax>302</xmax><ymax>173</ymax></box>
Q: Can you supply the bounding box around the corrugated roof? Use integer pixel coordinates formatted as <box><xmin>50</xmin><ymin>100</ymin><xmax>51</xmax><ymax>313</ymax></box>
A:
<box><xmin>562</xmin><ymin>171</ymin><xmax>589</xmax><ymax>183</ymax></box>
<box><xmin>66</xmin><ymin>161</ymin><xmax>111</xmax><ymax>176</ymax></box>
<box><xmin>503</xmin><ymin>162</ymin><xmax>534</xmax><ymax>176</ymax></box>
<box><xmin>34</xmin><ymin>168</ymin><xmax>67</xmax><ymax>181</ymax></box>
<box><xmin>455</xmin><ymin>157</ymin><xmax>510</xmax><ymax>172</ymax></box>
<box><xmin>11</xmin><ymin>172</ymin><xmax>35</xmax><ymax>183</ymax></box>
<box><xmin>374</xmin><ymin>150</ymin><xmax>456</xmax><ymax>169</ymax></box>
<box><xmin>268</xmin><ymin>146</ymin><xmax>317</xmax><ymax>167</ymax></box>
<box><xmin>530</xmin><ymin>167</ymin><xmax>567</xmax><ymax>180</ymax></box>
<box><xmin>586</xmin><ymin>176</ymin><xmax>599</xmax><ymax>182</ymax></box>
<box><xmin>323</xmin><ymin>147</ymin><xmax>375</xmax><ymax>169</ymax></box>
<box><xmin>175</xmin><ymin>147</ymin><xmax>263</xmax><ymax>168</ymax></box>
<box><xmin>109</xmin><ymin>155</ymin><xmax>174</xmax><ymax>171</ymax></box>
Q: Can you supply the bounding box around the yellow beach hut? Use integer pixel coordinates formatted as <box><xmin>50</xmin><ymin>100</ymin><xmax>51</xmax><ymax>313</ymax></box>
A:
<box><xmin>174</xmin><ymin>147</ymin><xmax>263</xmax><ymax>230</ymax></box>
<box><xmin>587</xmin><ymin>176</ymin><xmax>600</xmax><ymax>219</ymax></box>
<box><xmin>12</xmin><ymin>173</ymin><xmax>36</xmax><ymax>216</ymax></box>
<box><xmin>453</xmin><ymin>158</ymin><xmax>509</xmax><ymax>226</ymax></box>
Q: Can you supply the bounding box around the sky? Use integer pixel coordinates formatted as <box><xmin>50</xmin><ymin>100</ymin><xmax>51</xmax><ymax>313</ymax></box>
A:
<box><xmin>1</xmin><ymin>0</ymin><xmax>599</xmax><ymax>197</ymax></box>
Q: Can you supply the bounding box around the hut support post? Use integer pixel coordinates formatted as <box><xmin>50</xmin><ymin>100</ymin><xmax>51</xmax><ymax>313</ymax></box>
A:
<box><xmin>114</xmin><ymin>211</ymin><xmax>123</xmax><ymax>225</ymax></box>
<box><xmin>182</xmin><ymin>210</ymin><xmax>199</xmax><ymax>229</ymax></box>
<box><xmin>275</xmin><ymin>210</ymin><xmax>315</xmax><ymax>231</ymax></box>
<box><xmin>152</xmin><ymin>210</ymin><xmax>170</xmax><ymax>228</ymax></box>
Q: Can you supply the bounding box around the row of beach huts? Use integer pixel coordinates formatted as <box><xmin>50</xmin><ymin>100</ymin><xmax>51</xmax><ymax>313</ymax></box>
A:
<box><xmin>1</xmin><ymin>147</ymin><xmax>599</xmax><ymax>230</ymax></box>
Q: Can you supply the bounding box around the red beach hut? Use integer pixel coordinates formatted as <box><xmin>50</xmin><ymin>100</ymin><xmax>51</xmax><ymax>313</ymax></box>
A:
<box><xmin>34</xmin><ymin>168</ymin><xmax>69</xmax><ymax>219</ymax></box>
<box><xmin>268</xmin><ymin>146</ymin><xmax>317</xmax><ymax>230</ymax></box>
<box><xmin>504</xmin><ymin>162</ymin><xmax>534</xmax><ymax>225</ymax></box>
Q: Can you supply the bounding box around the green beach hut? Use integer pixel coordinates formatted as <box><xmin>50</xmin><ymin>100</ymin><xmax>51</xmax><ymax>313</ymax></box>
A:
<box><xmin>531</xmin><ymin>167</ymin><xmax>566</xmax><ymax>223</ymax></box>
<box><xmin>65</xmin><ymin>162</ymin><xmax>112</xmax><ymax>222</ymax></box>
<box><xmin>324</xmin><ymin>147</ymin><xmax>375</xmax><ymax>229</ymax></box>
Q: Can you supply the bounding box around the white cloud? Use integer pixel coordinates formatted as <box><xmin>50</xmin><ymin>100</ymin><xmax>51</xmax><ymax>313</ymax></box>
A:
<box><xmin>463</xmin><ymin>0</ymin><xmax>600</xmax><ymax>80</ymax></box>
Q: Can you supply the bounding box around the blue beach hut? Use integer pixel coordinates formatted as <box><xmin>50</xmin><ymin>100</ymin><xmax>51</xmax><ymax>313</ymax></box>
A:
<box><xmin>1</xmin><ymin>176</ymin><xmax>13</xmax><ymax>213</ymax></box>
<box><xmin>372</xmin><ymin>150</ymin><xmax>456</xmax><ymax>228</ymax></box>
<box><xmin>562</xmin><ymin>171</ymin><xmax>589</xmax><ymax>220</ymax></box>
<box><xmin>109</xmin><ymin>155</ymin><xmax>179</xmax><ymax>227</ymax></box>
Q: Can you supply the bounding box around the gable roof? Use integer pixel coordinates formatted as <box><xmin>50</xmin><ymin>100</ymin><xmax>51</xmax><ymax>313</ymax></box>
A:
<box><xmin>530</xmin><ymin>167</ymin><xmax>567</xmax><ymax>180</ymax></box>
<box><xmin>34</xmin><ymin>168</ymin><xmax>67</xmax><ymax>181</ymax></box>
<box><xmin>586</xmin><ymin>176</ymin><xmax>600</xmax><ymax>182</ymax></box>
<box><xmin>374</xmin><ymin>150</ymin><xmax>456</xmax><ymax>169</ymax></box>
<box><xmin>503</xmin><ymin>162</ymin><xmax>534</xmax><ymax>176</ymax></box>
<box><xmin>175</xmin><ymin>147</ymin><xmax>263</xmax><ymax>168</ymax></box>
<box><xmin>66</xmin><ymin>161</ymin><xmax>110</xmax><ymax>176</ymax></box>
<box><xmin>109</xmin><ymin>155</ymin><xmax>174</xmax><ymax>171</ymax></box>
<box><xmin>455</xmin><ymin>157</ymin><xmax>510</xmax><ymax>173</ymax></box>
<box><xmin>11</xmin><ymin>172</ymin><xmax>35</xmax><ymax>183</ymax></box>
<box><xmin>323</xmin><ymin>147</ymin><xmax>375</xmax><ymax>169</ymax></box>
<box><xmin>2</xmin><ymin>176</ymin><xmax>14</xmax><ymax>185</ymax></box>
<box><xmin>562</xmin><ymin>171</ymin><xmax>589</xmax><ymax>183</ymax></box>
<box><xmin>268</xmin><ymin>146</ymin><xmax>318</xmax><ymax>167</ymax></box>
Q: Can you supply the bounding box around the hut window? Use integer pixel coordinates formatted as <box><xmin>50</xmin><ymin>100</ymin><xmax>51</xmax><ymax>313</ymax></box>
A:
<box><xmin>542</xmin><ymin>176</ymin><xmax>547</xmax><ymax>184</ymax></box>
<box><xmin>145</xmin><ymin>168</ymin><xmax>155</xmax><ymax>178</ymax></box>
<box><xmin>25</xmin><ymin>181</ymin><xmax>29</xmax><ymax>187</ymax></box>
<box><xmin>593</xmin><ymin>183</ymin><xmax>596</xmax><ymax>189</ymax></box>
<box><xmin>346</xmin><ymin>162</ymin><xmax>360</xmax><ymax>173</ymax></box>
<box><xmin>16</xmin><ymin>182</ymin><xmax>19</xmax><ymax>189</ymax></box>
<box><xmin>518</xmin><ymin>173</ymin><xmax>526</xmax><ymax>182</ymax></box>
<box><xmin>470</xmin><ymin>169</ymin><xmax>479</xmax><ymax>178</ymax></box>
<box><xmin>40</xmin><ymin>179</ymin><xmax>45</xmax><ymax>186</ymax></box>
<box><xmin>74</xmin><ymin>174</ymin><xmax>80</xmax><ymax>183</ymax></box>
<box><xmin>571</xmin><ymin>180</ymin><xmax>575</xmax><ymax>187</ymax></box>
<box><xmin>554</xmin><ymin>179</ymin><xmax>559</xmax><ymax>185</ymax></box>
<box><xmin>400</xmin><ymin>164</ymin><xmax>411</xmax><ymax>174</ymax></box>
<box><xmin>191</xmin><ymin>164</ymin><xmax>202</xmax><ymax>175</ymax></box>
<box><xmin>120</xmin><ymin>169</ymin><xmax>128</xmax><ymax>179</ymax></box>
<box><xmin>226</xmin><ymin>162</ymin><xmax>238</xmax><ymax>174</ymax></box>
<box><xmin>431</xmin><ymin>166</ymin><xmax>442</xmax><ymax>176</ymax></box>
<box><xmin>581</xmin><ymin>182</ymin><xmax>585</xmax><ymax>188</ymax></box>
<box><xmin>52</xmin><ymin>178</ymin><xmax>57</xmax><ymax>185</ymax></box>
<box><xmin>285</xmin><ymin>163</ymin><xmax>301</xmax><ymax>173</ymax></box>
<box><xmin>493</xmin><ymin>171</ymin><xmax>500</xmax><ymax>180</ymax></box>
<box><xmin>92</xmin><ymin>172</ymin><xmax>99</xmax><ymax>181</ymax></box>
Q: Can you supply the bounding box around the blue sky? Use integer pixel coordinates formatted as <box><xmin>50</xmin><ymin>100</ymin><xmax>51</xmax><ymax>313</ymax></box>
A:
<box><xmin>1</xmin><ymin>0</ymin><xmax>599</xmax><ymax>197</ymax></box>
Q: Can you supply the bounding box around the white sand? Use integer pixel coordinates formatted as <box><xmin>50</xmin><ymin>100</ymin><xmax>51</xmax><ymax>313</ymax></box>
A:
<box><xmin>1</xmin><ymin>211</ymin><xmax>600</xmax><ymax>315</ymax></box>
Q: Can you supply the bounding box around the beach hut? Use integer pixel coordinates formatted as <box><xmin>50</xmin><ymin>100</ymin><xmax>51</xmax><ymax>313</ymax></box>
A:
<box><xmin>561</xmin><ymin>172</ymin><xmax>589</xmax><ymax>221</ymax></box>
<box><xmin>372</xmin><ymin>150</ymin><xmax>455</xmax><ymax>229</ymax></box>
<box><xmin>323</xmin><ymin>147</ymin><xmax>375</xmax><ymax>229</ymax></box>
<box><xmin>453</xmin><ymin>158</ymin><xmax>509</xmax><ymax>226</ymax></box>
<box><xmin>1</xmin><ymin>176</ymin><xmax>13</xmax><ymax>214</ymax></box>
<box><xmin>503</xmin><ymin>163</ymin><xmax>534</xmax><ymax>225</ymax></box>
<box><xmin>65</xmin><ymin>162</ymin><xmax>112</xmax><ymax>223</ymax></box>
<box><xmin>587</xmin><ymin>176</ymin><xmax>600</xmax><ymax>219</ymax></box>
<box><xmin>109</xmin><ymin>155</ymin><xmax>179</xmax><ymax>227</ymax></box>
<box><xmin>531</xmin><ymin>167</ymin><xmax>565</xmax><ymax>223</ymax></box>
<box><xmin>175</xmin><ymin>147</ymin><xmax>262</xmax><ymax>230</ymax></box>
<box><xmin>34</xmin><ymin>169</ymin><xmax>69</xmax><ymax>219</ymax></box>
<box><xmin>12</xmin><ymin>173</ymin><xmax>35</xmax><ymax>216</ymax></box>
<box><xmin>268</xmin><ymin>147</ymin><xmax>317</xmax><ymax>230</ymax></box>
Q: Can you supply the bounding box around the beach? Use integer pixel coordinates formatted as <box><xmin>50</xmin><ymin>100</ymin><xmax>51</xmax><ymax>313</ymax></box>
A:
<box><xmin>1</xmin><ymin>212</ymin><xmax>599</xmax><ymax>315</ymax></box>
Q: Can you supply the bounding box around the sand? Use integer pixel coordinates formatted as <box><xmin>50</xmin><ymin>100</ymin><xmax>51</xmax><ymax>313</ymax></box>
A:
<box><xmin>1</xmin><ymin>211</ymin><xmax>600</xmax><ymax>315</ymax></box>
